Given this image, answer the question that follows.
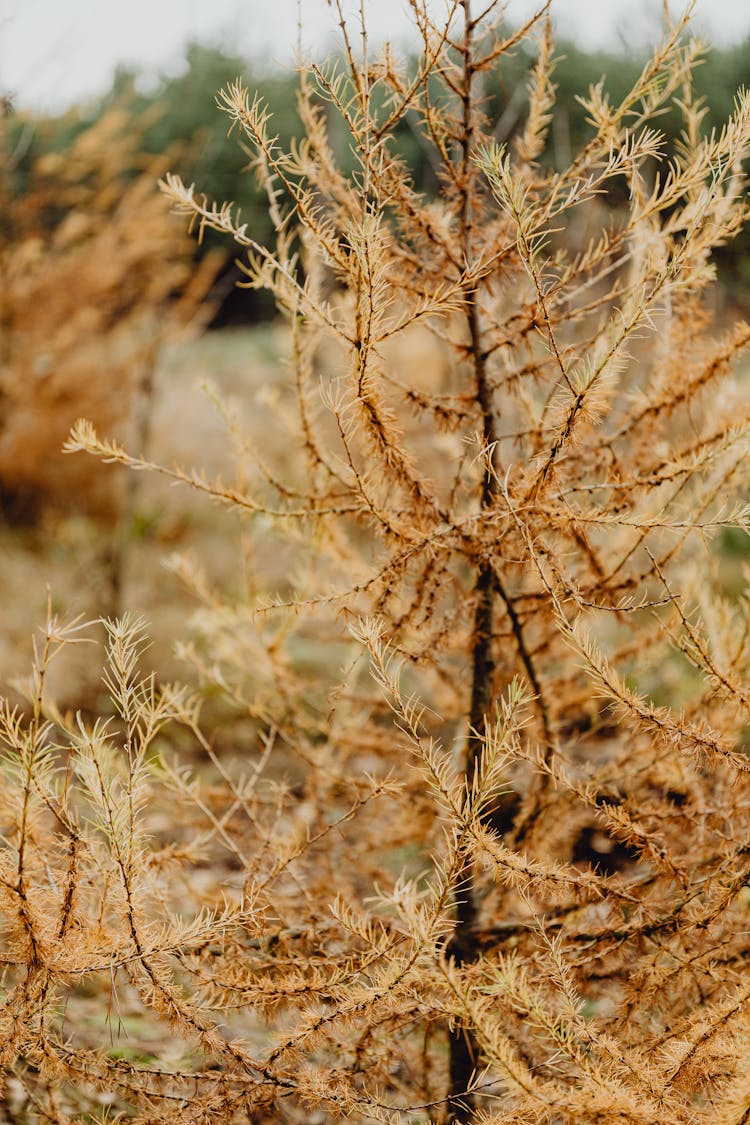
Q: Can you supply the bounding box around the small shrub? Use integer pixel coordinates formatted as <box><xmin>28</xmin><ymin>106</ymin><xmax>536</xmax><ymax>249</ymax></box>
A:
<box><xmin>4</xmin><ymin>3</ymin><xmax>750</xmax><ymax>1122</ymax></box>
<box><xmin>0</xmin><ymin>102</ymin><xmax>220</xmax><ymax>520</ymax></box>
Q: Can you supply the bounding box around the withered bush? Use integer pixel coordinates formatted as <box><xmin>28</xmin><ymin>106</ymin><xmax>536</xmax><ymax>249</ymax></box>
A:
<box><xmin>0</xmin><ymin>103</ymin><xmax>219</xmax><ymax>519</ymax></box>
<box><xmin>4</xmin><ymin>3</ymin><xmax>750</xmax><ymax>1122</ymax></box>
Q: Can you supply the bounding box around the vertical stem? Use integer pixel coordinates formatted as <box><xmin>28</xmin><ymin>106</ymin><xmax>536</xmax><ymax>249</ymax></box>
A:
<box><xmin>446</xmin><ymin>3</ymin><xmax>498</xmax><ymax>1119</ymax></box>
<box><xmin>446</xmin><ymin>302</ymin><xmax>498</xmax><ymax>1124</ymax></box>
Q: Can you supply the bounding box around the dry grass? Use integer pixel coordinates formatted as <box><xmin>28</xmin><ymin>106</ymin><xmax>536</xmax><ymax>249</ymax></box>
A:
<box><xmin>0</xmin><ymin>326</ymin><xmax>283</xmax><ymax>702</ymax></box>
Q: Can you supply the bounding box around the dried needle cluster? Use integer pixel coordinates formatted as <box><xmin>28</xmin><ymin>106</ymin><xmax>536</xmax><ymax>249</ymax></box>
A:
<box><xmin>5</xmin><ymin>2</ymin><xmax>750</xmax><ymax>1122</ymax></box>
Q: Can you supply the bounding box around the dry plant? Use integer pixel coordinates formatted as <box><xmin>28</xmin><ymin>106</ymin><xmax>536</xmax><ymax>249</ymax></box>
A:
<box><xmin>0</xmin><ymin>102</ymin><xmax>220</xmax><ymax>521</ymax></box>
<box><xmin>4</xmin><ymin>1</ymin><xmax>750</xmax><ymax>1121</ymax></box>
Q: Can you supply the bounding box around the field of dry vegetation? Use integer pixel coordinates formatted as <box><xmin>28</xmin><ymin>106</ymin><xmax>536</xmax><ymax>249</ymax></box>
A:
<box><xmin>5</xmin><ymin>2</ymin><xmax>750</xmax><ymax>1122</ymax></box>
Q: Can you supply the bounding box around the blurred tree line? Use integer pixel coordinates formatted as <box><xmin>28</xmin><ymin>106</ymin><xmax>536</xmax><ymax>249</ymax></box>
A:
<box><xmin>4</xmin><ymin>32</ymin><xmax>750</xmax><ymax>325</ymax></box>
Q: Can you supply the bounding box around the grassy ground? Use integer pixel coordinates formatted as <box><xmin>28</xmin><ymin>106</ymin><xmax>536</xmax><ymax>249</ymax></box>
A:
<box><xmin>0</xmin><ymin>324</ymin><xmax>286</xmax><ymax>709</ymax></box>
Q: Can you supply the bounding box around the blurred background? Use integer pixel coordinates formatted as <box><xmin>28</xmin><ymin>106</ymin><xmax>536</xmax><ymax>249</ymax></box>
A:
<box><xmin>1</xmin><ymin>0</ymin><xmax>749</xmax><ymax>703</ymax></box>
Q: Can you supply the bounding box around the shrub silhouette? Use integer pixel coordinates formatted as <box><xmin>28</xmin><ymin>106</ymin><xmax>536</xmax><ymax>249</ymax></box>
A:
<box><xmin>5</xmin><ymin>3</ymin><xmax>750</xmax><ymax>1122</ymax></box>
<box><xmin>0</xmin><ymin>101</ymin><xmax>220</xmax><ymax>521</ymax></box>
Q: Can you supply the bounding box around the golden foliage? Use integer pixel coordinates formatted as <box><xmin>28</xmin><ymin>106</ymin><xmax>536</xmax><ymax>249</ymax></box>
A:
<box><xmin>4</xmin><ymin>2</ymin><xmax>750</xmax><ymax>1122</ymax></box>
<box><xmin>0</xmin><ymin>103</ymin><xmax>219</xmax><ymax>518</ymax></box>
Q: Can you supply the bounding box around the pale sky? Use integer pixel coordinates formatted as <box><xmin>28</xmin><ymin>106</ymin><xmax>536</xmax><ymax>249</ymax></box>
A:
<box><xmin>2</xmin><ymin>0</ymin><xmax>749</xmax><ymax>112</ymax></box>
